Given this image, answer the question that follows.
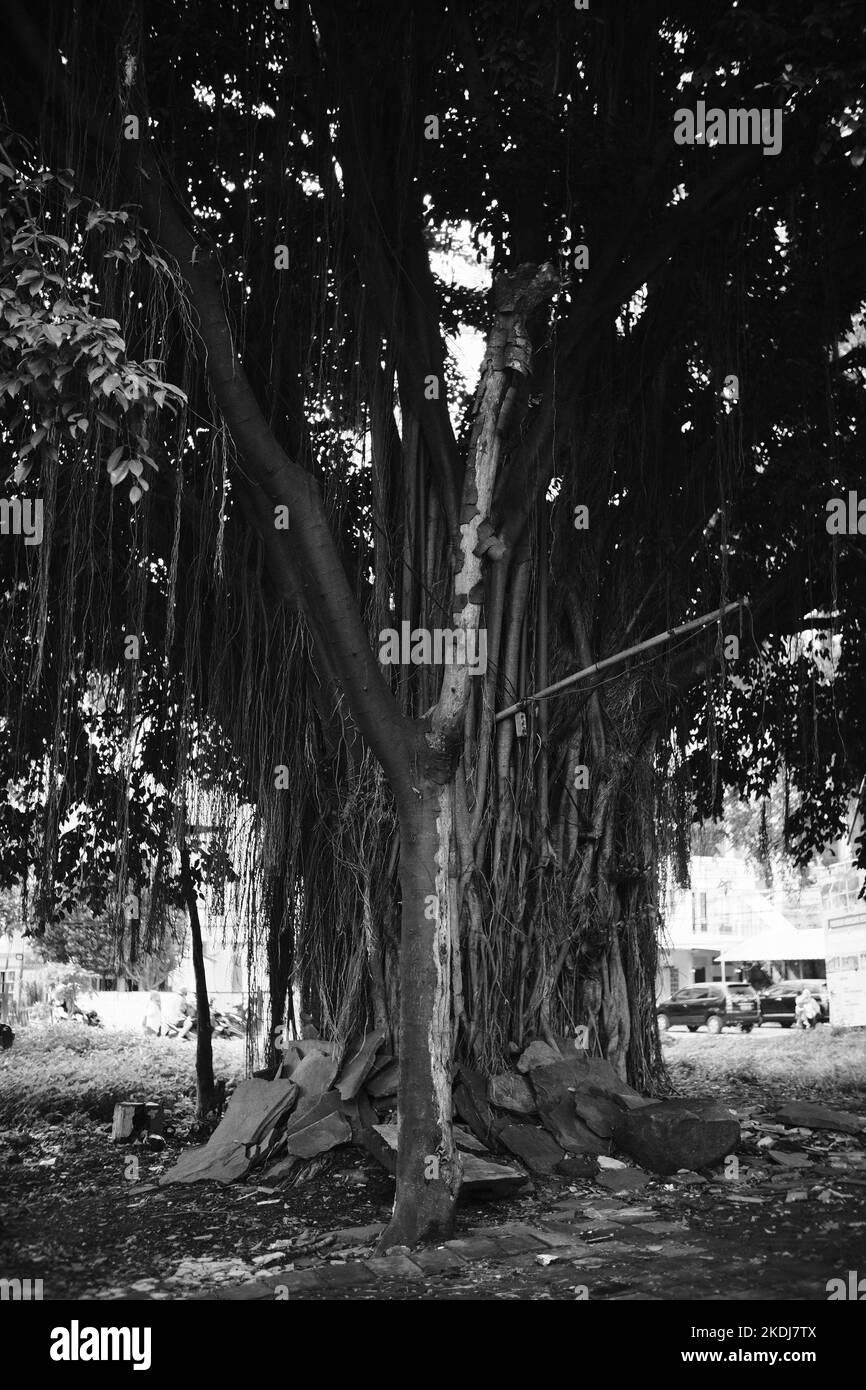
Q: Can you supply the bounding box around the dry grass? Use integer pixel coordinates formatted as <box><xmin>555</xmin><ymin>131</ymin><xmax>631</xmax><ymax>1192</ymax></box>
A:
<box><xmin>665</xmin><ymin>1025</ymin><xmax>866</xmax><ymax>1109</ymax></box>
<box><xmin>0</xmin><ymin>1027</ymin><xmax>247</xmax><ymax>1123</ymax></box>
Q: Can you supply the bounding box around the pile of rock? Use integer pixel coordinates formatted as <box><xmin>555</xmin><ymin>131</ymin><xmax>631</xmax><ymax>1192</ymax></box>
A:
<box><xmin>454</xmin><ymin>1039</ymin><xmax>740</xmax><ymax>1179</ymax></box>
<box><xmin>159</xmin><ymin>1030</ymin><xmax>741</xmax><ymax>1193</ymax></box>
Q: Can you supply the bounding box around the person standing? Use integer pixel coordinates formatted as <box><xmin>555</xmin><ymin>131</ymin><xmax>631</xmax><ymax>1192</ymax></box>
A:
<box><xmin>143</xmin><ymin>992</ymin><xmax>163</xmax><ymax>1036</ymax></box>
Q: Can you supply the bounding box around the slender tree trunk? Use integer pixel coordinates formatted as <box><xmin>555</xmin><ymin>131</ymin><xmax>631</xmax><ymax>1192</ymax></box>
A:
<box><xmin>179</xmin><ymin>836</ymin><xmax>216</xmax><ymax>1118</ymax></box>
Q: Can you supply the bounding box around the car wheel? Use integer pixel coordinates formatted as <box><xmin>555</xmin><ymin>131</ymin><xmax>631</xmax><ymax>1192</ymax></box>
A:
<box><xmin>780</xmin><ymin>1021</ymin><xmax>793</xmax><ymax>1029</ymax></box>
<box><xmin>657</xmin><ymin>1013</ymin><xmax>670</xmax><ymax>1032</ymax></box>
<box><xmin>706</xmin><ymin>1015</ymin><xmax>723</xmax><ymax>1035</ymax></box>
<box><xmin>740</xmin><ymin>1024</ymin><xmax>753</xmax><ymax>1033</ymax></box>
<box><xmin>687</xmin><ymin>1026</ymin><xmax>698</xmax><ymax>1032</ymax></box>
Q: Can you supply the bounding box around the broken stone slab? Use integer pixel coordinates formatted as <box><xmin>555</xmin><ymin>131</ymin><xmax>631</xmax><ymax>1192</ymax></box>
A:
<box><xmin>336</xmin><ymin>1031</ymin><xmax>386</xmax><ymax>1102</ymax></box>
<box><xmin>454</xmin><ymin>1125</ymin><xmax>490</xmax><ymax>1154</ymax></box>
<box><xmin>767</xmin><ymin>1149</ymin><xmax>814</xmax><ymax>1169</ymax></box>
<box><xmin>583</xmin><ymin>1058</ymin><xmax>650</xmax><ymax>1108</ymax></box>
<box><xmin>453</xmin><ymin>1069</ymin><xmax>496</xmax><ymax>1147</ymax></box>
<box><xmin>542</xmin><ymin>1100</ymin><xmax>611</xmax><ymax>1155</ymax></box>
<box><xmin>364</xmin><ymin>1052</ymin><xmax>395</xmax><ymax>1080</ymax></box>
<box><xmin>281</xmin><ymin>1038</ymin><xmax>339</xmax><ymax>1075</ymax></box>
<box><xmin>528</xmin><ymin>1062</ymin><xmax>612</xmax><ymax>1154</ymax></box>
<box><xmin>283</xmin><ymin>1092</ymin><xmax>351</xmax><ymax>1158</ymax></box>
<box><xmin>365</xmin><ymin>1059</ymin><xmax>399</xmax><ymax>1098</ymax></box>
<box><xmin>488</xmin><ymin>1073</ymin><xmax>536</xmax><ymax>1115</ymax></box>
<box><xmin>770</xmin><ymin>1102</ymin><xmax>866</xmax><ymax>1136</ymax></box>
<box><xmin>290</xmin><ymin>1052</ymin><xmax>340</xmax><ymax>1114</ymax></box>
<box><xmin>495</xmin><ymin>1122</ymin><xmax>564</xmax><ymax>1175</ymax></box>
<box><xmin>111</xmin><ymin>1102</ymin><xmax>164</xmax><ymax>1142</ymax></box>
<box><xmin>517</xmin><ymin>1040</ymin><xmax>562</xmax><ymax>1073</ymax></box>
<box><xmin>572</xmin><ymin>1091</ymin><xmax>623</xmax><ymax>1139</ymax></box>
<box><xmin>368</xmin><ymin>1123</ymin><xmax>526</xmax><ymax>1199</ymax></box>
<box><xmin>160</xmin><ymin>1079</ymin><xmax>299</xmax><ymax>1186</ymax></box>
<box><xmin>260</xmin><ymin>1154</ymin><xmax>301</xmax><ymax>1184</ymax></box>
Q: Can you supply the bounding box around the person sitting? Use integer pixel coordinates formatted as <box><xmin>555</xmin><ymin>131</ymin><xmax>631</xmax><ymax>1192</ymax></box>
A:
<box><xmin>167</xmin><ymin>988</ymin><xmax>196</xmax><ymax>1039</ymax></box>
<box><xmin>795</xmin><ymin>987</ymin><xmax>821</xmax><ymax>1030</ymax></box>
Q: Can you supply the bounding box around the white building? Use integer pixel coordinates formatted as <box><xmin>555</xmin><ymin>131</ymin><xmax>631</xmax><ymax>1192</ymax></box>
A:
<box><xmin>657</xmin><ymin>854</ymin><xmax>810</xmax><ymax>997</ymax></box>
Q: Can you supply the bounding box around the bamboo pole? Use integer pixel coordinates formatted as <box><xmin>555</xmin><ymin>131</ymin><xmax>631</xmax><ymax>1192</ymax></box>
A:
<box><xmin>495</xmin><ymin>597</ymin><xmax>748</xmax><ymax>722</ymax></box>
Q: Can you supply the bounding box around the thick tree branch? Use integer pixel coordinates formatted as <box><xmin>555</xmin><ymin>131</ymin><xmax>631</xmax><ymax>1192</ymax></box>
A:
<box><xmin>136</xmin><ymin>151</ymin><xmax>415</xmax><ymax>796</ymax></box>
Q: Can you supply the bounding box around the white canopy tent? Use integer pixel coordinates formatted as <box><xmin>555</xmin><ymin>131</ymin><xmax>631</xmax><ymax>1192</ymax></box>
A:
<box><xmin>718</xmin><ymin>924</ymin><xmax>826</xmax><ymax>972</ymax></box>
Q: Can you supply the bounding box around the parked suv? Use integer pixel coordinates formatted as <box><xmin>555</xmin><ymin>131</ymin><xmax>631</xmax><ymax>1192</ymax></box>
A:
<box><xmin>657</xmin><ymin>982</ymin><xmax>761</xmax><ymax>1034</ymax></box>
<box><xmin>758</xmin><ymin>979</ymin><xmax>830</xmax><ymax>1027</ymax></box>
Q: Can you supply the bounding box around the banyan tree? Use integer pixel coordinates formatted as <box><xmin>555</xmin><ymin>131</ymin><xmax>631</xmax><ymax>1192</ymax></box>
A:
<box><xmin>1</xmin><ymin>0</ymin><xmax>865</xmax><ymax>1242</ymax></box>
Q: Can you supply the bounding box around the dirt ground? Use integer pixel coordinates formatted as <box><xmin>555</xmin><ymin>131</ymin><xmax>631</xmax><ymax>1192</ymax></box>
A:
<box><xmin>2</xmin><ymin>1027</ymin><xmax>865</xmax><ymax>1302</ymax></box>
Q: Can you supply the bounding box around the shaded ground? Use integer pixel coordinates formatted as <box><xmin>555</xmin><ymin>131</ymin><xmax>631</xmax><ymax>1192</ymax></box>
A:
<box><xmin>2</xmin><ymin>1026</ymin><xmax>865</xmax><ymax>1301</ymax></box>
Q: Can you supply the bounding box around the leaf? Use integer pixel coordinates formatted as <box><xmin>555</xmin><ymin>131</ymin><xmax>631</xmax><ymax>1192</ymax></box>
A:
<box><xmin>106</xmin><ymin>445</ymin><xmax>125</xmax><ymax>471</ymax></box>
<box><xmin>129</xmin><ymin>485</ymin><xmax>143</xmax><ymax>504</ymax></box>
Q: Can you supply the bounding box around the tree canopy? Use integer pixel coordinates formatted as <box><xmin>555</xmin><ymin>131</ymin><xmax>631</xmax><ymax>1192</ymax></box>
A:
<box><xmin>2</xmin><ymin>0</ymin><xmax>865</xmax><ymax>1243</ymax></box>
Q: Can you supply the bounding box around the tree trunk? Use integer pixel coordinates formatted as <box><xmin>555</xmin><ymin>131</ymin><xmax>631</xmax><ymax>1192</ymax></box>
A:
<box><xmin>382</xmin><ymin>783</ymin><xmax>463</xmax><ymax>1248</ymax></box>
<box><xmin>179</xmin><ymin>836</ymin><xmax>216</xmax><ymax>1119</ymax></box>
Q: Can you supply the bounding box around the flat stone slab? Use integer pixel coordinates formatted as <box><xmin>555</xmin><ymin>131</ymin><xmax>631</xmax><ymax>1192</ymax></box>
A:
<box><xmin>410</xmin><ymin>1248</ymin><xmax>467</xmax><ymax>1273</ymax></box>
<box><xmin>771</xmin><ymin>1103</ymin><xmax>866</xmax><ymax>1136</ymax></box>
<box><xmin>317</xmin><ymin>1262</ymin><xmax>374</xmax><ymax>1287</ymax></box>
<box><xmin>444</xmin><ymin>1236</ymin><xmax>503</xmax><ymax>1260</ymax></box>
<box><xmin>596</xmin><ymin>1168</ymin><xmax>652</xmax><ymax>1193</ymax></box>
<box><xmin>534</xmin><ymin>1226</ymin><xmax>585</xmax><ymax>1248</ymax></box>
<box><xmin>481</xmin><ymin>1221</ymin><xmax>549</xmax><ymax>1244</ymax></box>
<box><xmin>453</xmin><ymin>1125</ymin><xmax>490</xmax><ymax>1154</ymax></box>
<box><xmin>160</xmin><ymin>1080</ymin><xmax>299</xmax><ymax>1186</ymax></box>
<box><xmin>364</xmin><ymin>1254</ymin><xmax>423</xmax><ymax>1278</ymax></box>
<box><xmin>493</xmin><ymin>1232</ymin><xmax>546</xmax><ymax>1255</ymax></box>
<box><xmin>496</xmin><ymin>1122</ymin><xmax>564</xmax><ymax>1174</ymax></box>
